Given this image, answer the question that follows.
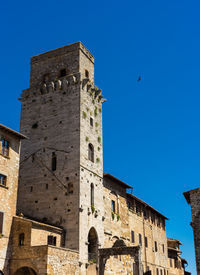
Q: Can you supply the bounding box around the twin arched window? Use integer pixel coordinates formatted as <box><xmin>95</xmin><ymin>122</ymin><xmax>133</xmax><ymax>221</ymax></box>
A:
<box><xmin>88</xmin><ymin>144</ymin><xmax>94</xmax><ymax>162</ymax></box>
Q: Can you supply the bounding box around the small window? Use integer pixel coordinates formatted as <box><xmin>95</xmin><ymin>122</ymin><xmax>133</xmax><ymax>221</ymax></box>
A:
<box><xmin>90</xmin><ymin>117</ymin><xmax>93</xmax><ymax>127</ymax></box>
<box><xmin>162</xmin><ymin>244</ymin><xmax>165</xmax><ymax>253</ymax></box>
<box><xmin>145</xmin><ymin>236</ymin><xmax>148</xmax><ymax>248</ymax></box>
<box><xmin>46</xmin><ymin>184</ymin><xmax>48</xmax><ymax>190</ymax></box>
<box><xmin>51</xmin><ymin>152</ymin><xmax>57</xmax><ymax>171</ymax></box>
<box><xmin>60</xmin><ymin>69</ymin><xmax>66</xmax><ymax>77</ymax></box>
<box><xmin>85</xmin><ymin>70</ymin><xmax>89</xmax><ymax>78</ymax></box>
<box><xmin>139</xmin><ymin>234</ymin><xmax>142</xmax><ymax>245</ymax></box>
<box><xmin>48</xmin><ymin>235</ymin><xmax>56</xmax><ymax>246</ymax></box>
<box><xmin>88</xmin><ymin>144</ymin><xmax>94</xmax><ymax>162</ymax></box>
<box><xmin>127</xmin><ymin>201</ymin><xmax>131</xmax><ymax>209</ymax></box>
<box><xmin>91</xmin><ymin>183</ymin><xmax>94</xmax><ymax>206</ymax></box>
<box><xmin>0</xmin><ymin>174</ymin><xmax>7</xmax><ymax>187</ymax></box>
<box><xmin>19</xmin><ymin>233</ymin><xmax>25</xmax><ymax>246</ymax></box>
<box><xmin>156</xmin><ymin>268</ymin><xmax>159</xmax><ymax>275</ymax></box>
<box><xmin>111</xmin><ymin>200</ymin><xmax>115</xmax><ymax>213</ymax></box>
<box><xmin>131</xmin><ymin>230</ymin><xmax>135</xmax><ymax>243</ymax></box>
<box><xmin>1</xmin><ymin>139</ymin><xmax>9</xmax><ymax>157</ymax></box>
<box><xmin>0</xmin><ymin>212</ymin><xmax>4</xmax><ymax>234</ymax></box>
<box><xmin>30</xmin><ymin>186</ymin><xmax>33</xmax><ymax>192</ymax></box>
<box><xmin>68</xmin><ymin>182</ymin><xmax>73</xmax><ymax>194</ymax></box>
<box><xmin>155</xmin><ymin>241</ymin><xmax>158</xmax><ymax>252</ymax></box>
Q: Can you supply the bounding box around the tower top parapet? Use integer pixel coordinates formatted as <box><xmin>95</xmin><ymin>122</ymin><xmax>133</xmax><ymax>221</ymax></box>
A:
<box><xmin>31</xmin><ymin>42</ymin><xmax>94</xmax><ymax>64</ymax></box>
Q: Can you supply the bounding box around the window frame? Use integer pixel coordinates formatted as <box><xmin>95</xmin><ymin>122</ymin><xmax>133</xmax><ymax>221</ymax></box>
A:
<box><xmin>0</xmin><ymin>174</ymin><xmax>7</xmax><ymax>187</ymax></box>
<box><xmin>1</xmin><ymin>138</ymin><xmax>9</xmax><ymax>158</ymax></box>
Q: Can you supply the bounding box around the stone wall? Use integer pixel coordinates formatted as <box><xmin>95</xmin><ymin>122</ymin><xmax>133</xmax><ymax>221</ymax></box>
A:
<box><xmin>184</xmin><ymin>188</ymin><xmax>200</xmax><ymax>274</ymax></box>
<box><xmin>0</xmin><ymin>128</ymin><xmax>22</xmax><ymax>275</ymax></box>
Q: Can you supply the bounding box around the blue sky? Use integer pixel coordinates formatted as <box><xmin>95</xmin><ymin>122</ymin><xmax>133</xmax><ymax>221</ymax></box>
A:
<box><xmin>0</xmin><ymin>0</ymin><xmax>199</xmax><ymax>273</ymax></box>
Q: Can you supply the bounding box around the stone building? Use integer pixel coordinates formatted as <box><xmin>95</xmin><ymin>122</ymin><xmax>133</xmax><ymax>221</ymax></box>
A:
<box><xmin>0</xmin><ymin>42</ymin><xmax>190</xmax><ymax>275</ymax></box>
<box><xmin>184</xmin><ymin>188</ymin><xmax>200</xmax><ymax>274</ymax></box>
<box><xmin>0</xmin><ymin>124</ymin><xmax>26</xmax><ymax>274</ymax></box>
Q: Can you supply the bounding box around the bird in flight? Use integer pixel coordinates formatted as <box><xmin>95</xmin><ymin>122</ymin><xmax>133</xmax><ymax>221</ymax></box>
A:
<box><xmin>137</xmin><ymin>76</ymin><xmax>141</xmax><ymax>82</ymax></box>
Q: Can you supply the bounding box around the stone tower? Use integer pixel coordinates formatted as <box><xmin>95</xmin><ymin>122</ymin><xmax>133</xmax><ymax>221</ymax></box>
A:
<box><xmin>184</xmin><ymin>188</ymin><xmax>200</xmax><ymax>275</ymax></box>
<box><xmin>18</xmin><ymin>42</ymin><xmax>105</xmax><ymax>269</ymax></box>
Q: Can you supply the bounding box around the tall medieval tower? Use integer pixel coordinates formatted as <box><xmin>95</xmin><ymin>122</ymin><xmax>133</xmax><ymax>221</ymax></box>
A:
<box><xmin>17</xmin><ymin>42</ymin><xmax>105</xmax><ymax>269</ymax></box>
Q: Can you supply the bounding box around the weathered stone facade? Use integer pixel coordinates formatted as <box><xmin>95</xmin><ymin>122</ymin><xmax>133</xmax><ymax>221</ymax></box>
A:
<box><xmin>0</xmin><ymin>125</ymin><xmax>26</xmax><ymax>275</ymax></box>
<box><xmin>0</xmin><ymin>42</ymin><xmax>190</xmax><ymax>275</ymax></box>
<box><xmin>184</xmin><ymin>188</ymin><xmax>200</xmax><ymax>274</ymax></box>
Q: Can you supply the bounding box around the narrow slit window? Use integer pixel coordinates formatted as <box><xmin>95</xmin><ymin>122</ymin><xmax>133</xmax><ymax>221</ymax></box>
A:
<box><xmin>85</xmin><ymin>70</ymin><xmax>89</xmax><ymax>78</ymax></box>
<box><xmin>111</xmin><ymin>200</ymin><xmax>116</xmax><ymax>213</ymax></box>
<box><xmin>0</xmin><ymin>212</ymin><xmax>4</xmax><ymax>234</ymax></box>
<box><xmin>51</xmin><ymin>152</ymin><xmax>57</xmax><ymax>171</ymax></box>
<box><xmin>145</xmin><ymin>236</ymin><xmax>148</xmax><ymax>247</ymax></box>
<box><xmin>88</xmin><ymin>144</ymin><xmax>94</xmax><ymax>162</ymax></box>
<box><xmin>19</xmin><ymin>233</ymin><xmax>25</xmax><ymax>246</ymax></box>
<box><xmin>91</xmin><ymin>183</ymin><xmax>94</xmax><ymax>206</ymax></box>
<box><xmin>90</xmin><ymin>117</ymin><xmax>93</xmax><ymax>127</ymax></box>
<box><xmin>131</xmin><ymin>230</ymin><xmax>135</xmax><ymax>243</ymax></box>
<box><xmin>155</xmin><ymin>241</ymin><xmax>158</xmax><ymax>252</ymax></box>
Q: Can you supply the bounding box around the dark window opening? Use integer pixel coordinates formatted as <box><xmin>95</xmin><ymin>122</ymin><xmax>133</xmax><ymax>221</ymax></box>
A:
<box><xmin>162</xmin><ymin>244</ymin><xmax>165</xmax><ymax>253</ymax></box>
<box><xmin>60</xmin><ymin>69</ymin><xmax>67</xmax><ymax>77</ymax></box>
<box><xmin>131</xmin><ymin>230</ymin><xmax>135</xmax><ymax>243</ymax></box>
<box><xmin>30</xmin><ymin>186</ymin><xmax>33</xmax><ymax>192</ymax></box>
<box><xmin>1</xmin><ymin>139</ymin><xmax>9</xmax><ymax>157</ymax></box>
<box><xmin>111</xmin><ymin>200</ymin><xmax>115</xmax><ymax>213</ymax></box>
<box><xmin>127</xmin><ymin>201</ymin><xmax>131</xmax><ymax>209</ymax></box>
<box><xmin>88</xmin><ymin>143</ymin><xmax>94</xmax><ymax>162</ymax></box>
<box><xmin>139</xmin><ymin>233</ymin><xmax>142</xmax><ymax>245</ymax></box>
<box><xmin>145</xmin><ymin>236</ymin><xmax>148</xmax><ymax>248</ymax></box>
<box><xmin>46</xmin><ymin>184</ymin><xmax>48</xmax><ymax>190</ymax></box>
<box><xmin>88</xmin><ymin>227</ymin><xmax>98</xmax><ymax>262</ymax></box>
<box><xmin>160</xmin><ymin>270</ymin><xmax>163</xmax><ymax>275</ymax></box>
<box><xmin>51</xmin><ymin>152</ymin><xmax>57</xmax><ymax>171</ymax></box>
<box><xmin>91</xmin><ymin>183</ymin><xmax>94</xmax><ymax>206</ymax></box>
<box><xmin>19</xmin><ymin>233</ymin><xmax>25</xmax><ymax>246</ymax></box>
<box><xmin>0</xmin><ymin>212</ymin><xmax>4</xmax><ymax>234</ymax></box>
<box><xmin>85</xmin><ymin>70</ymin><xmax>89</xmax><ymax>78</ymax></box>
<box><xmin>48</xmin><ymin>235</ymin><xmax>57</xmax><ymax>246</ymax></box>
<box><xmin>155</xmin><ymin>241</ymin><xmax>158</xmax><ymax>252</ymax></box>
<box><xmin>68</xmin><ymin>182</ymin><xmax>73</xmax><ymax>194</ymax></box>
<box><xmin>0</xmin><ymin>174</ymin><xmax>7</xmax><ymax>187</ymax></box>
<box><xmin>156</xmin><ymin>268</ymin><xmax>159</xmax><ymax>275</ymax></box>
<box><xmin>90</xmin><ymin>117</ymin><xmax>93</xmax><ymax>127</ymax></box>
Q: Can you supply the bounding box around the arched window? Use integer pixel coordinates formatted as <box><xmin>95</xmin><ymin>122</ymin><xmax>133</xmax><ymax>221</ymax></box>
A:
<box><xmin>88</xmin><ymin>227</ymin><xmax>98</xmax><ymax>261</ymax></box>
<box><xmin>91</xmin><ymin>183</ymin><xmax>94</xmax><ymax>206</ymax></box>
<box><xmin>85</xmin><ymin>69</ymin><xmax>89</xmax><ymax>78</ymax></box>
<box><xmin>88</xmin><ymin>143</ymin><xmax>94</xmax><ymax>162</ymax></box>
<box><xmin>51</xmin><ymin>152</ymin><xmax>57</xmax><ymax>171</ymax></box>
<box><xmin>19</xmin><ymin>233</ymin><xmax>25</xmax><ymax>246</ymax></box>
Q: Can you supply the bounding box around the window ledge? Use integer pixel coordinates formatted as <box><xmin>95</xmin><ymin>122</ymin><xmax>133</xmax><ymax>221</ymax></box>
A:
<box><xmin>0</xmin><ymin>184</ymin><xmax>8</xmax><ymax>190</ymax></box>
<box><xmin>0</xmin><ymin>153</ymin><xmax>10</xmax><ymax>159</ymax></box>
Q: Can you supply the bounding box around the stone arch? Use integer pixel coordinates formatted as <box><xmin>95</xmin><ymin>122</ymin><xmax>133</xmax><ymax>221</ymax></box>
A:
<box><xmin>14</xmin><ymin>267</ymin><xmax>37</xmax><ymax>275</ymax></box>
<box><xmin>112</xmin><ymin>239</ymin><xmax>126</xmax><ymax>247</ymax></box>
<box><xmin>88</xmin><ymin>227</ymin><xmax>98</xmax><ymax>262</ymax></box>
<box><xmin>0</xmin><ymin>271</ymin><xmax>4</xmax><ymax>275</ymax></box>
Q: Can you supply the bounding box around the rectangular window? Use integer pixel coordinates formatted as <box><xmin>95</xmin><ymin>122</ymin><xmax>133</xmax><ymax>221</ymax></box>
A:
<box><xmin>0</xmin><ymin>212</ymin><xmax>4</xmax><ymax>234</ymax></box>
<box><xmin>162</xmin><ymin>244</ymin><xmax>165</xmax><ymax>253</ymax></box>
<box><xmin>131</xmin><ymin>230</ymin><xmax>135</xmax><ymax>243</ymax></box>
<box><xmin>111</xmin><ymin>200</ymin><xmax>115</xmax><ymax>213</ymax></box>
<box><xmin>48</xmin><ymin>235</ymin><xmax>57</xmax><ymax>246</ymax></box>
<box><xmin>155</xmin><ymin>241</ymin><xmax>158</xmax><ymax>252</ymax></box>
<box><xmin>1</xmin><ymin>139</ymin><xmax>9</xmax><ymax>157</ymax></box>
<box><xmin>0</xmin><ymin>174</ymin><xmax>7</xmax><ymax>186</ymax></box>
<box><xmin>139</xmin><ymin>233</ymin><xmax>142</xmax><ymax>245</ymax></box>
<box><xmin>145</xmin><ymin>236</ymin><xmax>148</xmax><ymax>248</ymax></box>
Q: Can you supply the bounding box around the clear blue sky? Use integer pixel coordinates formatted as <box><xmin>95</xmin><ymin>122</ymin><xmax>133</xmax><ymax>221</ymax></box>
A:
<box><xmin>0</xmin><ymin>0</ymin><xmax>199</xmax><ymax>273</ymax></box>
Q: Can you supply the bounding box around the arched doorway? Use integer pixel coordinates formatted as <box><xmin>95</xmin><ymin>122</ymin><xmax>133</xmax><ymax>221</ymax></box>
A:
<box><xmin>14</xmin><ymin>267</ymin><xmax>37</xmax><ymax>275</ymax></box>
<box><xmin>88</xmin><ymin>227</ymin><xmax>98</xmax><ymax>262</ymax></box>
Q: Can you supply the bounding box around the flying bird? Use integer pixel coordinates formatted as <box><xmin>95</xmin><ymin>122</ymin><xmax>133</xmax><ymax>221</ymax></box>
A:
<box><xmin>137</xmin><ymin>76</ymin><xmax>141</xmax><ymax>82</ymax></box>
